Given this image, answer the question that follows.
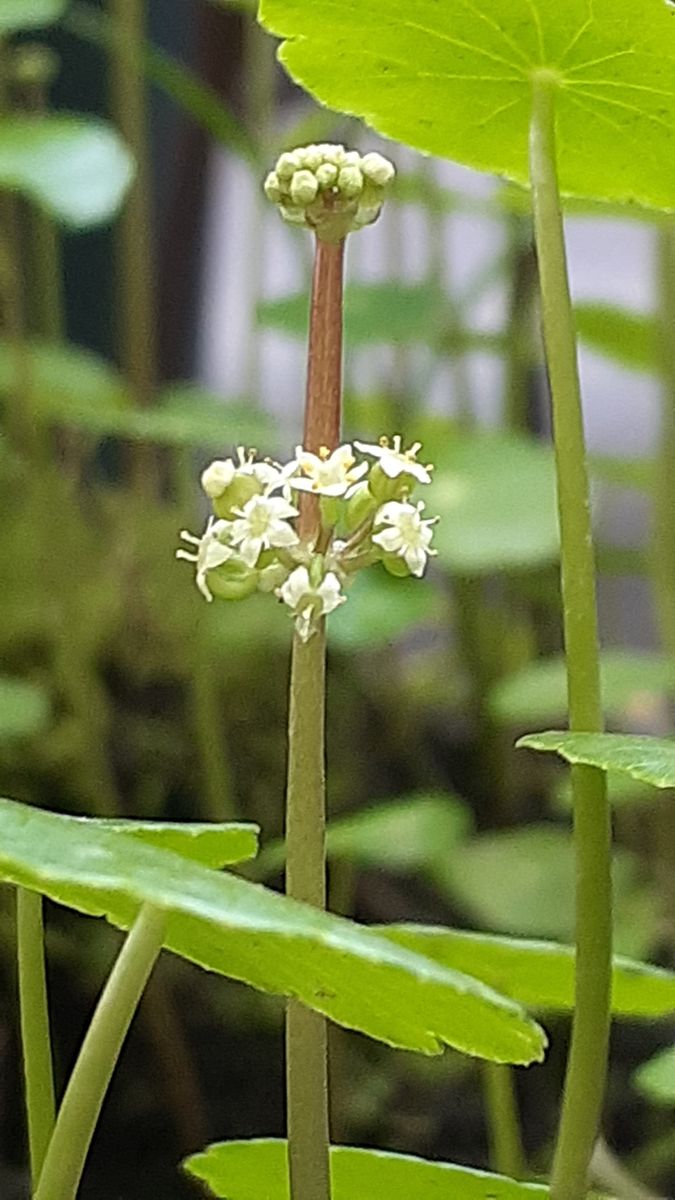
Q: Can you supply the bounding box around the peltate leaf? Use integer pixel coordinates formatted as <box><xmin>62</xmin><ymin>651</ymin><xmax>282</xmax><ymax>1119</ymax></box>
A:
<box><xmin>430</xmin><ymin>433</ymin><xmax>558</xmax><ymax>574</ymax></box>
<box><xmin>0</xmin><ymin>117</ymin><xmax>133</xmax><ymax>228</ymax></box>
<box><xmin>0</xmin><ymin>0</ymin><xmax>65</xmax><ymax>31</ymax></box>
<box><xmin>517</xmin><ymin>731</ymin><xmax>675</xmax><ymax>788</ymax></box>
<box><xmin>490</xmin><ymin>651</ymin><xmax>675</xmax><ymax>726</ymax></box>
<box><xmin>328</xmin><ymin>566</ymin><xmax>442</xmax><ymax>650</ymax></box>
<box><xmin>0</xmin><ymin>797</ymin><xmax>545</xmax><ymax>1063</ymax></box>
<box><xmin>185</xmin><ymin>1139</ymin><xmax>550</xmax><ymax>1200</ymax></box>
<box><xmin>575</xmin><ymin>304</ymin><xmax>659</xmax><ymax>372</ymax></box>
<box><xmin>381</xmin><ymin>925</ymin><xmax>675</xmax><ymax>1018</ymax></box>
<box><xmin>441</xmin><ymin>823</ymin><xmax>658</xmax><ymax>957</ymax></box>
<box><xmin>634</xmin><ymin>1045</ymin><xmax>675</xmax><ymax>1105</ymax></box>
<box><xmin>87</xmin><ymin>819</ymin><xmax>259</xmax><ymax>868</ymax></box>
<box><xmin>258</xmin><ymin>0</ymin><xmax>675</xmax><ymax>211</ymax></box>
<box><xmin>258</xmin><ymin>282</ymin><xmax>447</xmax><ymax>346</ymax></box>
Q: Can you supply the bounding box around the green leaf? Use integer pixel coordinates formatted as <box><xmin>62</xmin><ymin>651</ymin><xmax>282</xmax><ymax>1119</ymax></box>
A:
<box><xmin>259</xmin><ymin>282</ymin><xmax>447</xmax><ymax>346</ymax></box>
<box><xmin>490</xmin><ymin>651</ymin><xmax>675</xmax><ymax>726</ymax></box>
<box><xmin>0</xmin><ymin>344</ymin><xmax>275</xmax><ymax>449</ymax></box>
<box><xmin>589</xmin><ymin>455</ymin><xmax>654</xmax><ymax>492</ymax></box>
<box><xmin>328</xmin><ymin>566</ymin><xmax>442</xmax><ymax>651</ymax></box>
<box><xmin>442</xmin><ymin>824</ymin><xmax>658</xmax><ymax>956</ymax></box>
<box><xmin>381</xmin><ymin>926</ymin><xmax>675</xmax><ymax>1018</ymax></box>
<box><xmin>185</xmin><ymin>1139</ymin><xmax>550</xmax><ymax>1200</ymax></box>
<box><xmin>517</xmin><ymin>731</ymin><xmax>675</xmax><ymax>789</ymax></box>
<box><xmin>430</xmin><ymin>433</ymin><xmax>558</xmax><ymax>574</ymax></box>
<box><xmin>87</xmin><ymin>820</ymin><xmax>259</xmax><ymax>869</ymax></box>
<box><xmin>634</xmin><ymin>1045</ymin><xmax>675</xmax><ymax>1106</ymax></box>
<box><xmin>575</xmin><ymin>304</ymin><xmax>659</xmax><ymax>372</ymax></box>
<box><xmin>0</xmin><ymin>677</ymin><xmax>50</xmax><ymax>741</ymax></box>
<box><xmin>0</xmin><ymin>0</ymin><xmax>65</xmax><ymax>31</ymax></box>
<box><xmin>259</xmin><ymin>0</ymin><xmax>675</xmax><ymax>211</ymax></box>
<box><xmin>0</xmin><ymin>797</ymin><xmax>546</xmax><ymax>1063</ymax></box>
<box><xmin>0</xmin><ymin>117</ymin><xmax>133</xmax><ymax>228</ymax></box>
<box><xmin>255</xmin><ymin>795</ymin><xmax>472</xmax><ymax>879</ymax></box>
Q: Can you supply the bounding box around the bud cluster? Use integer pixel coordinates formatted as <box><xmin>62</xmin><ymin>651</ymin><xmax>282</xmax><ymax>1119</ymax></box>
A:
<box><xmin>177</xmin><ymin>437</ymin><xmax>439</xmax><ymax>643</ymax></box>
<box><xmin>263</xmin><ymin>144</ymin><xmax>395</xmax><ymax>242</ymax></box>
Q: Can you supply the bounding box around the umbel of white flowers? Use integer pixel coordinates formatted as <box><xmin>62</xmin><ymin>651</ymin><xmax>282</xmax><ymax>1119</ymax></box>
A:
<box><xmin>177</xmin><ymin>437</ymin><xmax>439</xmax><ymax>643</ymax></box>
<box><xmin>264</xmin><ymin>143</ymin><xmax>395</xmax><ymax>242</ymax></box>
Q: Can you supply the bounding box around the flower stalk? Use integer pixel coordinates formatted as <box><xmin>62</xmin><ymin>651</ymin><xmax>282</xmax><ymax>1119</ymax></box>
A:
<box><xmin>529</xmin><ymin>80</ymin><xmax>611</xmax><ymax>1200</ymax></box>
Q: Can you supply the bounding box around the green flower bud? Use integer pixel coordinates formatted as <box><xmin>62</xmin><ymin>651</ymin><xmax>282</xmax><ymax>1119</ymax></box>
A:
<box><xmin>381</xmin><ymin>553</ymin><xmax>410</xmax><ymax>578</ymax></box>
<box><xmin>308</xmin><ymin>554</ymin><xmax>326</xmax><ymax>588</ymax></box>
<box><xmin>367</xmin><ymin>463</ymin><xmax>412</xmax><ymax>503</ymax></box>
<box><xmin>290</xmin><ymin>168</ymin><xmax>319</xmax><ymax>206</ymax></box>
<box><xmin>300</xmin><ymin>145</ymin><xmax>322</xmax><ymax>172</ymax></box>
<box><xmin>315</xmin><ymin>162</ymin><xmax>338</xmax><ymax>189</ymax></box>
<box><xmin>201</xmin><ymin>459</ymin><xmax>235</xmax><ymax>500</ymax></box>
<box><xmin>344</xmin><ymin>482</ymin><xmax>378</xmax><ymax>531</ymax></box>
<box><xmin>361</xmin><ymin>151</ymin><xmax>396</xmax><ymax>187</ymax></box>
<box><xmin>263</xmin><ymin>171</ymin><xmax>282</xmax><ymax>203</ymax></box>
<box><xmin>257</xmin><ymin>560</ymin><xmax>291</xmax><ymax>593</ymax></box>
<box><xmin>319</xmin><ymin>496</ymin><xmax>342</xmax><ymax>529</ymax></box>
<box><xmin>337</xmin><ymin>164</ymin><xmax>363</xmax><ymax>199</ymax></box>
<box><xmin>207</xmin><ymin>558</ymin><xmax>259</xmax><ymax>601</ymax></box>
<box><xmin>276</xmin><ymin>150</ymin><xmax>301</xmax><ymax>180</ymax></box>
<box><xmin>212</xmin><ymin>473</ymin><xmax>261</xmax><ymax>519</ymax></box>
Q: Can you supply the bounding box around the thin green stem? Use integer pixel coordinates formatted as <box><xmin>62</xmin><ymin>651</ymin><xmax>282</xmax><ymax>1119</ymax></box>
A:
<box><xmin>650</xmin><ymin>223</ymin><xmax>675</xmax><ymax>657</ymax></box>
<box><xmin>483</xmin><ymin>1063</ymin><xmax>526</xmax><ymax>1180</ymax></box>
<box><xmin>285</xmin><ymin>627</ymin><xmax>331</xmax><ymax>1200</ymax></box>
<box><xmin>17</xmin><ymin>889</ymin><xmax>56</xmax><ymax>1189</ymax></box>
<box><xmin>34</xmin><ymin>904</ymin><xmax>166</xmax><ymax>1200</ymax></box>
<box><xmin>529</xmin><ymin>80</ymin><xmax>611</xmax><ymax>1200</ymax></box>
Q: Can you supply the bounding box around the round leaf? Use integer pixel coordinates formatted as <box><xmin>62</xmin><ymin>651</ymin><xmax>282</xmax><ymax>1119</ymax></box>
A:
<box><xmin>575</xmin><ymin>304</ymin><xmax>659</xmax><ymax>373</ymax></box>
<box><xmin>490</xmin><ymin>651</ymin><xmax>675</xmax><ymax>726</ymax></box>
<box><xmin>0</xmin><ymin>0</ymin><xmax>65</xmax><ymax>31</ymax></box>
<box><xmin>185</xmin><ymin>1139</ymin><xmax>551</xmax><ymax>1200</ymax></box>
<box><xmin>381</xmin><ymin>925</ymin><xmax>675</xmax><ymax>1018</ymax></box>
<box><xmin>0</xmin><ymin>117</ymin><xmax>134</xmax><ymax>228</ymax></box>
<box><xmin>258</xmin><ymin>282</ymin><xmax>447</xmax><ymax>347</ymax></box>
<box><xmin>634</xmin><ymin>1045</ymin><xmax>675</xmax><ymax>1106</ymax></box>
<box><xmin>0</xmin><ymin>797</ymin><xmax>546</xmax><ymax>1063</ymax></box>
<box><xmin>518</xmin><ymin>730</ymin><xmax>675</xmax><ymax>788</ymax></box>
<box><xmin>430</xmin><ymin>433</ymin><xmax>558</xmax><ymax>574</ymax></box>
<box><xmin>328</xmin><ymin>567</ymin><xmax>442</xmax><ymax>651</ymax></box>
<box><xmin>88</xmin><ymin>819</ymin><xmax>259</xmax><ymax>869</ymax></box>
<box><xmin>259</xmin><ymin>0</ymin><xmax>675</xmax><ymax>211</ymax></box>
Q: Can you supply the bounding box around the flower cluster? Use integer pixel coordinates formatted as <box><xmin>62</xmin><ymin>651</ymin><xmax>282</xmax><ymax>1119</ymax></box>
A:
<box><xmin>177</xmin><ymin>437</ymin><xmax>439</xmax><ymax>642</ymax></box>
<box><xmin>264</xmin><ymin>144</ymin><xmax>395</xmax><ymax>242</ymax></box>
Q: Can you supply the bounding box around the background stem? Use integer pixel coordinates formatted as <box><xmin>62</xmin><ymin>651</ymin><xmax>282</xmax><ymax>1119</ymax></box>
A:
<box><xmin>17</xmin><ymin>888</ymin><xmax>56</xmax><ymax>1189</ymax></box>
<box><xmin>285</xmin><ymin>628</ymin><xmax>331</xmax><ymax>1200</ymax></box>
<box><xmin>483</xmin><ymin>1062</ymin><xmax>526</xmax><ymax>1180</ymax></box>
<box><xmin>651</xmin><ymin>223</ymin><xmax>675</xmax><ymax>656</ymax></box>
<box><xmin>529</xmin><ymin>80</ymin><xmax>611</xmax><ymax>1200</ymax></box>
<box><xmin>34</xmin><ymin>904</ymin><xmax>166</xmax><ymax>1200</ymax></box>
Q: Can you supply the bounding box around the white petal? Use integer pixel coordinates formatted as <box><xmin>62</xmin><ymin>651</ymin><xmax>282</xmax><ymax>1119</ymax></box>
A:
<box><xmin>379</xmin><ymin>454</ymin><xmax>407</xmax><ymax>479</ymax></box>
<box><xmin>317</xmin><ymin>572</ymin><xmax>345</xmax><ymax>615</ymax></box>
<box><xmin>268</xmin><ymin>497</ymin><xmax>299</xmax><ymax>519</ymax></box>
<box><xmin>269</xmin><ymin>521</ymin><xmax>300</xmax><ymax>548</ymax></box>
<box><xmin>280</xmin><ymin>566</ymin><xmax>310</xmax><ymax>609</ymax></box>
<box><xmin>373</xmin><ymin>528</ymin><xmax>404</xmax><ymax>553</ymax></box>
<box><xmin>239</xmin><ymin>536</ymin><xmax>262</xmax><ymax>567</ymax></box>
<box><xmin>353</xmin><ymin>440</ymin><xmax>383</xmax><ymax>458</ymax></box>
<box><xmin>404</xmin><ymin>546</ymin><xmax>427</xmax><ymax>576</ymax></box>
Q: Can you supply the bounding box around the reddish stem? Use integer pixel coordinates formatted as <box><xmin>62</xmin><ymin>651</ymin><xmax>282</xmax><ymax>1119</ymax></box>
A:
<box><xmin>299</xmin><ymin>236</ymin><xmax>345</xmax><ymax>539</ymax></box>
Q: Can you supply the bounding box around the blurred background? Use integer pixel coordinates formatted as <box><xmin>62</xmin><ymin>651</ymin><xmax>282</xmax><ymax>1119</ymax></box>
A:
<box><xmin>2</xmin><ymin>1</ymin><xmax>675</xmax><ymax>1197</ymax></box>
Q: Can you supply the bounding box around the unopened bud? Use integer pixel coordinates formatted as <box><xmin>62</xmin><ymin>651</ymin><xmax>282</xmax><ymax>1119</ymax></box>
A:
<box><xmin>276</xmin><ymin>151</ymin><xmax>301</xmax><ymax>180</ymax></box>
<box><xmin>338</xmin><ymin>164</ymin><xmax>363</xmax><ymax>198</ymax></box>
<box><xmin>361</xmin><ymin>152</ymin><xmax>396</xmax><ymax>187</ymax></box>
<box><xmin>290</xmin><ymin>168</ymin><xmax>319</xmax><ymax>206</ymax></box>
<box><xmin>263</xmin><ymin>171</ymin><xmax>282</xmax><ymax>203</ymax></box>
<box><xmin>208</xmin><ymin>558</ymin><xmax>259</xmax><ymax>601</ymax></box>
<box><xmin>315</xmin><ymin>162</ymin><xmax>338</xmax><ymax>189</ymax></box>
<box><xmin>201</xmin><ymin>459</ymin><xmax>235</xmax><ymax>500</ymax></box>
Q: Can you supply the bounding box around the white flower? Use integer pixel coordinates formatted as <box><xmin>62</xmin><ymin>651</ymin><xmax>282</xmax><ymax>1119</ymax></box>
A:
<box><xmin>372</xmin><ymin>500</ymin><xmax>438</xmax><ymax>577</ymax></box>
<box><xmin>277</xmin><ymin>565</ymin><xmax>346</xmax><ymax>641</ymax></box>
<box><xmin>202</xmin><ymin>448</ymin><xmax>291</xmax><ymax>497</ymax></box>
<box><xmin>229</xmin><ymin>494</ymin><xmax>299</xmax><ymax>567</ymax></box>
<box><xmin>176</xmin><ymin>517</ymin><xmax>233</xmax><ymax>602</ymax></box>
<box><xmin>354</xmin><ymin>435</ymin><xmax>433</xmax><ymax>485</ymax></box>
<box><xmin>290</xmin><ymin>443</ymin><xmax>368</xmax><ymax>497</ymax></box>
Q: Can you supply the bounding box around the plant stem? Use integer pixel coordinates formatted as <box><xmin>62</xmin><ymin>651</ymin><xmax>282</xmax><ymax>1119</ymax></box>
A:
<box><xmin>483</xmin><ymin>1063</ymin><xmax>526</xmax><ymax>1180</ymax></box>
<box><xmin>285</xmin><ymin>232</ymin><xmax>345</xmax><ymax>1200</ymax></box>
<box><xmin>286</xmin><ymin>629</ymin><xmax>331</xmax><ymax>1200</ymax></box>
<box><xmin>34</xmin><ymin>904</ymin><xmax>166</xmax><ymax>1200</ymax></box>
<box><xmin>17</xmin><ymin>888</ymin><xmax>56</xmax><ymax>1189</ymax></box>
<box><xmin>651</xmin><ymin>223</ymin><xmax>675</xmax><ymax>657</ymax></box>
<box><xmin>529</xmin><ymin>80</ymin><xmax>611</xmax><ymax>1200</ymax></box>
<box><xmin>109</xmin><ymin>0</ymin><xmax>158</xmax><ymax>494</ymax></box>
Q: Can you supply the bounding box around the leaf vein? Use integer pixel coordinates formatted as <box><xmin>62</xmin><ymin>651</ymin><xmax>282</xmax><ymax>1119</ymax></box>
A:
<box><xmin>572</xmin><ymin>85</ymin><xmax>673</xmax><ymax>132</ymax></box>
<box><xmin>402</xmin><ymin>19</ymin><xmax>526</xmax><ymax>75</ymax></box>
